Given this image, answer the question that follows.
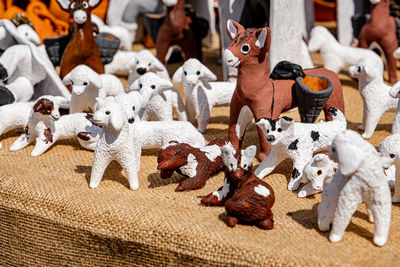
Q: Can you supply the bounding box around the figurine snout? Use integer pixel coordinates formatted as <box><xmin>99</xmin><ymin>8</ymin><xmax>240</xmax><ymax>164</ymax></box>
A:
<box><xmin>223</xmin><ymin>49</ymin><xmax>240</xmax><ymax>68</ymax></box>
<box><xmin>136</xmin><ymin>67</ymin><xmax>147</xmax><ymax>75</ymax></box>
<box><xmin>74</xmin><ymin>10</ymin><xmax>87</xmax><ymax>24</ymax></box>
<box><xmin>267</xmin><ymin>135</ymin><xmax>275</xmax><ymax>142</ymax></box>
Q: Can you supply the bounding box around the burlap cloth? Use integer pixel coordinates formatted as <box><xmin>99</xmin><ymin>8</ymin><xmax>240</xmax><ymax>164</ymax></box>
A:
<box><xmin>1</xmin><ymin>46</ymin><xmax>400</xmax><ymax>266</ymax></box>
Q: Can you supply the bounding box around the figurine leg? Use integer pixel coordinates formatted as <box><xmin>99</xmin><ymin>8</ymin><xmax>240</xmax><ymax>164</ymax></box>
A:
<box><xmin>123</xmin><ymin>161</ymin><xmax>139</xmax><ymax>190</ymax></box>
<box><xmin>385</xmin><ymin>47</ymin><xmax>398</xmax><ymax>84</ymax></box>
<box><xmin>175</xmin><ymin>176</ymin><xmax>206</xmax><ymax>192</ymax></box>
<box><xmin>298</xmin><ymin>182</ymin><xmax>321</xmax><ymax>198</ymax></box>
<box><xmin>171</xmin><ymin>89</ymin><xmax>187</xmax><ymax>121</ymax></box>
<box><xmin>228</xmin><ymin>96</ymin><xmax>244</xmax><ymax>151</ymax></box>
<box><xmin>254</xmin><ymin>148</ymin><xmax>283</xmax><ymax>179</ymax></box>
<box><xmin>362</xmin><ymin>106</ymin><xmax>383</xmax><ymax>139</ymax></box>
<box><xmin>225</xmin><ymin>215</ymin><xmax>239</xmax><ymax>227</ymax></box>
<box><xmin>258</xmin><ymin>218</ymin><xmax>274</xmax><ymax>230</ymax></box>
<box><xmin>89</xmin><ymin>154</ymin><xmax>111</xmax><ymax>189</ymax></box>
<box><xmin>201</xmin><ymin>178</ymin><xmax>230</xmax><ymax>206</ymax></box>
<box><xmin>357</xmin><ymin>102</ymin><xmax>367</xmax><ymax>131</ymax></box>
<box><xmin>329</xmin><ymin>197</ymin><xmax>359</xmax><ymax>243</ymax></box>
<box><xmin>9</xmin><ymin>134</ymin><xmax>32</xmax><ymax>151</ymax></box>
<box><xmin>371</xmin><ymin>203</ymin><xmax>391</xmax><ymax>247</ymax></box>
<box><xmin>392</xmin><ymin>165</ymin><xmax>400</xmax><ymax>203</ymax></box>
<box><xmin>31</xmin><ymin>137</ymin><xmax>54</xmax><ymax>157</ymax></box>
<box><xmin>197</xmin><ymin>101</ymin><xmax>210</xmax><ymax>134</ymax></box>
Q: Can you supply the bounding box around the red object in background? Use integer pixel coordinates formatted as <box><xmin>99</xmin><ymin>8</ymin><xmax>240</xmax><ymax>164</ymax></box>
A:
<box><xmin>314</xmin><ymin>0</ymin><xmax>337</xmax><ymax>21</ymax></box>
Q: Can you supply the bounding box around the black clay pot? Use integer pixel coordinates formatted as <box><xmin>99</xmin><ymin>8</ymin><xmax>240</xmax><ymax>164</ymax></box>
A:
<box><xmin>295</xmin><ymin>74</ymin><xmax>333</xmax><ymax>123</ymax></box>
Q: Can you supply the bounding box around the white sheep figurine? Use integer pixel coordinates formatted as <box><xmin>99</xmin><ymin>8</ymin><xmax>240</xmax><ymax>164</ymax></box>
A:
<box><xmin>348</xmin><ymin>57</ymin><xmax>399</xmax><ymax>138</ymax></box>
<box><xmin>318</xmin><ymin>130</ymin><xmax>391</xmax><ymax>247</ymax></box>
<box><xmin>308</xmin><ymin>25</ymin><xmax>383</xmax><ymax>73</ymax></box>
<box><xmin>127</xmin><ymin>72</ymin><xmax>186</xmax><ymax>121</ymax></box>
<box><xmin>10</xmin><ymin>95</ymin><xmax>102</xmax><ymax>156</ymax></box>
<box><xmin>90</xmin><ymin>100</ymin><xmax>141</xmax><ymax>190</ymax></box>
<box><xmin>0</xmin><ymin>101</ymin><xmax>34</xmax><ymax>149</ymax></box>
<box><xmin>388</xmin><ymin>82</ymin><xmax>400</xmax><ymax>134</ymax></box>
<box><xmin>298</xmin><ymin>153</ymin><xmax>338</xmax><ymax>198</ymax></box>
<box><xmin>379</xmin><ymin>134</ymin><xmax>400</xmax><ymax>203</ymax></box>
<box><xmin>255</xmin><ymin>107</ymin><xmax>347</xmax><ymax>191</ymax></box>
<box><xmin>63</xmin><ymin>64</ymin><xmax>125</xmax><ymax>113</ymax></box>
<box><xmin>172</xmin><ymin>58</ymin><xmax>236</xmax><ymax>133</ymax></box>
<box><xmin>0</xmin><ymin>19</ymin><xmax>40</xmax><ymax>49</ymax></box>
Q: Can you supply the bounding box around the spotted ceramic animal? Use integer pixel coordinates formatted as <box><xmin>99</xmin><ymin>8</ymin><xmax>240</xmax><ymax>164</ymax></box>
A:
<box><xmin>255</xmin><ymin>107</ymin><xmax>347</xmax><ymax>191</ymax></box>
<box><xmin>157</xmin><ymin>138</ymin><xmax>227</xmax><ymax>191</ymax></box>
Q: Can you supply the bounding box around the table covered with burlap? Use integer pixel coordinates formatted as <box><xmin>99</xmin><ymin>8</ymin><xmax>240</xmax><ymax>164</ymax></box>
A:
<box><xmin>1</xmin><ymin>51</ymin><xmax>400</xmax><ymax>266</ymax></box>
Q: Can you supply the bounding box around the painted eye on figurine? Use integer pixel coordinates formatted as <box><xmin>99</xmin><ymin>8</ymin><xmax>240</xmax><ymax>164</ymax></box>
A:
<box><xmin>184</xmin><ymin>71</ymin><xmax>187</xmax><ymax>76</ymax></box>
<box><xmin>105</xmin><ymin>111</ymin><xmax>110</xmax><ymax>115</ymax></box>
<box><xmin>82</xmin><ymin>1</ymin><xmax>89</xmax><ymax>8</ymax></box>
<box><xmin>151</xmin><ymin>85</ymin><xmax>155</xmax><ymax>89</ymax></box>
<box><xmin>132</xmin><ymin>106</ymin><xmax>135</xmax><ymax>111</ymax></box>
<box><xmin>71</xmin><ymin>80</ymin><xmax>74</xmax><ymax>85</ymax></box>
<box><xmin>266</xmin><ymin>130</ymin><xmax>269</xmax><ymax>133</ymax></box>
<box><xmin>277</xmin><ymin>128</ymin><xmax>282</xmax><ymax>132</ymax></box>
<box><xmin>357</xmin><ymin>66</ymin><xmax>361</xmax><ymax>72</ymax></box>
<box><xmin>148</xmin><ymin>63</ymin><xmax>151</xmax><ymax>66</ymax></box>
<box><xmin>137</xmin><ymin>60</ymin><xmax>139</xmax><ymax>64</ymax></box>
<box><xmin>83</xmin><ymin>82</ymin><xmax>88</xmax><ymax>86</ymax></box>
<box><xmin>139</xmin><ymin>83</ymin><xmax>142</xmax><ymax>89</ymax></box>
<box><xmin>196</xmin><ymin>71</ymin><xmax>200</xmax><ymax>75</ymax></box>
<box><xmin>241</xmin><ymin>44</ymin><xmax>250</xmax><ymax>54</ymax></box>
<box><xmin>317</xmin><ymin>170</ymin><xmax>322</xmax><ymax>176</ymax></box>
<box><xmin>390</xmin><ymin>153</ymin><xmax>396</xmax><ymax>158</ymax></box>
<box><xmin>230</xmin><ymin>163</ymin><xmax>233</xmax><ymax>169</ymax></box>
<box><xmin>70</xmin><ymin>2</ymin><xmax>76</xmax><ymax>9</ymax></box>
<box><xmin>243</xmin><ymin>164</ymin><xmax>247</xmax><ymax>169</ymax></box>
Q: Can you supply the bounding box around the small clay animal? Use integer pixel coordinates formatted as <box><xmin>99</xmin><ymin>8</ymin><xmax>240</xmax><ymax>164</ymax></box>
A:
<box><xmin>379</xmin><ymin>134</ymin><xmax>400</xmax><ymax>203</ymax></box>
<box><xmin>157</xmin><ymin>138</ymin><xmax>227</xmax><ymax>191</ymax></box>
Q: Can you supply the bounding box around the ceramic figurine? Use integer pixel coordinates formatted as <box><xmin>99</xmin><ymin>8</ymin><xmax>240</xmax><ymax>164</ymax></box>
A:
<box><xmin>0</xmin><ymin>19</ymin><xmax>40</xmax><ymax>50</ymax></box>
<box><xmin>172</xmin><ymin>58</ymin><xmax>237</xmax><ymax>133</ymax></box>
<box><xmin>379</xmin><ymin>134</ymin><xmax>400</xmax><ymax>202</ymax></box>
<box><xmin>255</xmin><ymin>107</ymin><xmax>347</xmax><ymax>191</ymax></box>
<box><xmin>106</xmin><ymin>0</ymin><xmax>165</xmax><ymax>44</ymax></box>
<box><xmin>318</xmin><ymin>130</ymin><xmax>391</xmax><ymax>247</ymax></box>
<box><xmin>127</xmin><ymin>72</ymin><xmax>186</xmax><ymax>122</ymax></box>
<box><xmin>126</xmin><ymin>49</ymin><xmax>170</xmax><ymax>88</ymax></box>
<box><xmin>389</xmin><ymin>82</ymin><xmax>400</xmax><ymax>134</ymax></box>
<box><xmin>10</xmin><ymin>95</ymin><xmax>102</xmax><ymax>156</ymax></box>
<box><xmin>156</xmin><ymin>0</ymin><xmax>200</xmax><ymax>63</ymax></box>
<box><xmin>348</xmin><ymin>57</ymin><xmax>399</xmax><ymax>138</ymax></box>
<box><xmin>63</xmin><ymin>64</ymin><xmax>124</xmax><ymax>113</ymax></box>
<box><xmin>298</xmin><ymin>153</ymin><xmax>338</xmax><ymax>198</ymax></box>
<box><xmin>104</xmin><ymin>50</ymin><xmax>137</xmax><ymax>76</ymax></box>
<box><xmin>202</xmin><ymin>143</ymin><xmax>275</xmax><ymax>229</ymax></box>
<box><xmin>308</xmin><ymin>25</ymin><xmax>384</xmax><ymax>73</ymax></box>
<box><xmin>0</xmin><ymin>43</ymin><xmax>71</xmax><ymax>105</ymax></box>
<box><xmin>91</xmin><ymin>14</ymin><xmax>133</xmax><ymax>51</ymax></box>
<box><xmin>0</xmin><ymin>101</ymin><xmax>34</xmax><ymax>149</ymax></box>
<box><xmin>56</xmin><ymin>0</ymin><xmax>104</xmax><ymax>79</ymax></box>
<box><xmin>157</xmin><ymin>138</ymin><xmax>227</xmax><ymax>191</ymax></box>
<box><xmin>90</xmin><ymin>100</ymin><xmax>141</xmax><ymax>190</ymax></box>
<box><xmin>223</xmin><ymin>19</ymin><xmax>345</xmax><ymax>160</ymax></box>
<box><xmin>357</xmin><ymin>0</ymin><xmax>398</xmax><ymax>83</ymax></box>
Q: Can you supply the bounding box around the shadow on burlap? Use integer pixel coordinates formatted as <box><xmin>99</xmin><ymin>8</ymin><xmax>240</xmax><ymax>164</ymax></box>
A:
<box><xmin>1</xmin><ymin>43</ymin><xmax>400</xmax><ymax>266</ymax></box>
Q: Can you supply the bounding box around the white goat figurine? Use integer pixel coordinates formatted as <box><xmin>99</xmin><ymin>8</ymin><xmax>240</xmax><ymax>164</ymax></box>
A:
<box><xmin>173</xmin><ymin>58</ymin><xmax>236</xmax><ymax>133</ymax></box>
<box><xmin>255</xmin><ymin>107</ymin><xmax>347</xmax><ymax>191</ymax></box>
<box><xmin>298</xmin><ymin>153</ymin><xmax>338</xmax><ymax>198</ymax></box>
<box><xmin>90</xmin><ymin>100</ymin><xmax>141</xmax><ymax>190</ymax></box>
<box><xmin>0</xmin><ymin>101</ymin><xmax>34</xmax><ymax>149</ymax></box>
<box><xmin>10</xmin><ymin>95</ymin><xmax>102</xmax><ymax>156</ymax></box>
<box><xmin>349</xmin><ymin>57</ymin><xmax>399</xmax><ymax>138</ymax></box>
<box><xmin>63</xmin><ymin>64</ymin><xmax>124</xmax><ymax>113</ymax></box>
<box><xmin>127</xmin><ymin>72</ymin><xmax>186</xmax><ymax>121</ymax></box>
<box><xmin>318</xmin><ymin>130</ymin><xmax>391</xmax><ymax>247</ymax></box>
<box><xmin>379</xmin><ymin>134</ymin><xmax>400</xmax><ymax>203</ymax></box>
<box><xmin>308</xmin><ymin>26</ymin><xmax>383</xmax><ymax>73</ymax></box>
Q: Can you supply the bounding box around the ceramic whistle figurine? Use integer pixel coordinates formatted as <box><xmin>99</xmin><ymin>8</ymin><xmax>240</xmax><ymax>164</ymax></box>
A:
<box><xmin>255</xmin><ymin>107</ymin><xmax>347</xmax><ymax>191</ymax></box>
<box><xmin>379</xmin><ymin>134</ymin><xmax>400</xmax><ymax>203</ymax></box>
<box><xmin>157</xmin><ymin>138</ymin><xmax>227</xmax><ymax>191</ymax></box>
<box><xmin>223</xmin><ymin>19</ymin><xmax>345</xmax><ymax>160</ymax></box>
<box><xmin>202</xmin><ymin>143</ymin><xmax>275</xmax><ymax>229</ymax></box>
<box><xmin>56</xmin><ymin>0</ymin><xmax>104</xmax><ymax>79</ymax></box>
<box><xmin>172</xmin><ymin>58</ymin><xmax>236</xmax><ymax>133</ymax></box>
<box><xmin>318</xmin><ymin>130</ymin><xmax>391</xmax><ymax>247</ymax></box>
<box><xmin>348</xmin><ymin>57</ymin><xmax>399</xmax><ymax>138</ymax></box>
<box><xmin>357</xmin><ymin>0</ymin><xmax>398</xmax><ymax>83</ymax></box>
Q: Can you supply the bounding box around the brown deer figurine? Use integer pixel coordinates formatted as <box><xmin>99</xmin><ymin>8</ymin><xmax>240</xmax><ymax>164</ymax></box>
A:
<box><xmin>201</xmin><ymin>143</ymin><xmax>275</xmax><ymax>229</ymax></box>
<box><xmin>223</xmin><ymin>20</ymin><xmax>345</xmax><ymax>160</ymax></box>
<box><xmin>56</xmin><ymin>0</ymin><xmax>104</xmax><ymax>79</ymax></box>
<box><xmin>157</xmin><ymin>138</ymin><xmax>227</xmax><ymax>191</ymax></box>
<box><xmin>357</xmin><ymin>0</ymin><xmax>398</xmax><ymax>83</ymax></box>
<box><xmin>156</xmin><ymin>0</ymin><xmax>200</xmax><ymax>63</ymax></box>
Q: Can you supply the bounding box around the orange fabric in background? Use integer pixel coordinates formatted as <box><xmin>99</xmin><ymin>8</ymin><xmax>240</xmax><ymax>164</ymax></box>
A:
<box><xmin>0</xmin><ymin>0</ymin><xmax>109</xmax><ymax>43</ymax></box>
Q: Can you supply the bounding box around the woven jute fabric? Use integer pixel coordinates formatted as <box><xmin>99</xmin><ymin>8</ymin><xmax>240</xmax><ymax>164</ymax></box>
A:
<box><xmin>1</xmin><ymin>50</ymin><xmax>400</xmax><ymax>266</ymax></box>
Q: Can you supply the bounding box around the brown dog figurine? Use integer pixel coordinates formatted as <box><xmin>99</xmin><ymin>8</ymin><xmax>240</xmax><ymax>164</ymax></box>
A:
<box><xmin>201</xmin><ymin>143</ymin><xmax>275</xmax><ymax>229</ymax></box>
<box><xmin>157</xmin><ymin>138</ymin><xmax>227</xmax><ymax>191</ymax></box>
<box><xmin>223</xmin><ymin>20</ymin><xmax>345</xmax><ymax>160</ymax></box>
<box><xmin>156</xmin><ymin>0</ymin><xmax>200</xmax><ymax>63</ymax></box>
<box><xmin>56</xmin><ymin>0</ymin><xmax>104</xmax><ymax>79</ymax></box>
<box><xmin>358</xmin><ymin>0</ymin><xmax>398</xmax><ymax>84</ymax></box>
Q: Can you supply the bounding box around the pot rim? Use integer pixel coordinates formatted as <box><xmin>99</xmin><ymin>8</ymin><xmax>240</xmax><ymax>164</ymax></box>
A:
<box><xmin>295</xmin><ymin>74</ymin><xmax>333</xmax><ymax>95</ymax></box>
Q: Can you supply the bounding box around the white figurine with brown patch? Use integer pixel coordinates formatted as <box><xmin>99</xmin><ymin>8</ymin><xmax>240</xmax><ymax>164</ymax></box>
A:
<box><xmin>318</xmin><ymin>130</ymin><xmax>391</xmax><ymax>247</ymax></box>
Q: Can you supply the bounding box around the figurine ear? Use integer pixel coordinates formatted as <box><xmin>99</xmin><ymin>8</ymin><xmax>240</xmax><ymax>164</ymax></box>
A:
<box><xmin>56</xmin><ymin>0</ymin><xmax>71</xmax><ymax>10</ymax></box>
<box><xmin>279</xmin><ymin>117</ymin><xmax>294</xmax><ymax>129</ymax></box>
<box><xmin>255</xmin><ymin>27</ymin><xmax>270</xmax><ymax>51</ymax></box>
<box><xmin>62</xmin><ymin>72</ymin><xmax>72</xmax><ymax>85</ymax></box>
<box><xmin>110</xmin><ymin>111</ymin><xmax>124</xmax><ymax>131</ymax></box>
<box><xmin>96</xmin><ymin>97</ymin><xmax>105</xmax><ymax>109</ymax></box>
<box><xmin>200</xmin><ymin>65</ymin><xmax>217</xmax><ymax>82</ymax></box>
<box><xmin>226</xmin><ymin>19</ymin><xmax>244</xmax><ymax>40</ymax></box>
<box><xmin>128</xmin><ymin>79</ymin><xmax>140</xmax><ymax>91</ymax></box>
<box><xmin>54</xmin><ymin>96</ymin><xmax>70</xmax><ymax>109</ymax></box>
<box><xmin>337</xmin><ymin>144</ymin><xmax>364</xmax><ymax>177</ymax></box>
<box><xmin>33</xmin><ymin>101</ymin><xmax>43</xmax><ymax>112</ymax></box>
<box><xmin>91</xmin><ymin>75</ymin><xmax>102</xmax><ymax>89</ymax></box>
<box><xmin>172</xmin><ymin>66</ymin><xmax>183</xmax><ymax>83</ymax></box>
<box><xmin>156</xmin><ymin>78</ymin><xmax>173</xmax><ymax>92</ymax></box>
<box><xmin>88</xmin><ymin>0</ymin><xmax>101</xmax><ymax>8</ymax></box>
<box><xmin>153</xmin><ymin>58</ymin><xmax>165</xmax><ymax>72</ymax></box>
<box><xmin>243</xmin><ymin>145</ymin><xmax>256</xmax><ymax>162</ymax></box>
